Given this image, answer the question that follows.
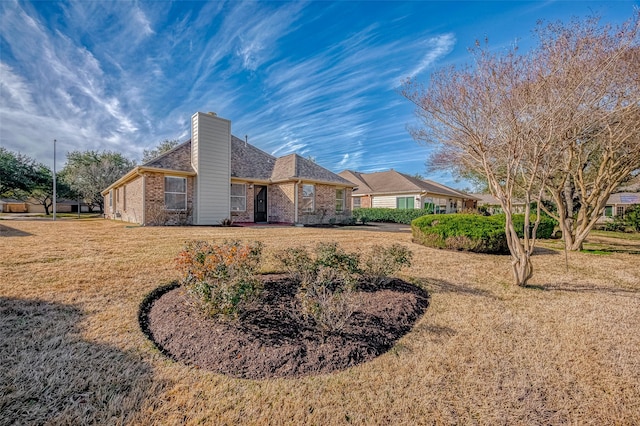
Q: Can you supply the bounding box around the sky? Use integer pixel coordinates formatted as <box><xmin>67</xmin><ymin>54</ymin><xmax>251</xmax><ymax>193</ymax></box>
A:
<box><xmin>1</xmin><ymin>0</ymin><xmax>637</xmax><ymax>189</ymax></box>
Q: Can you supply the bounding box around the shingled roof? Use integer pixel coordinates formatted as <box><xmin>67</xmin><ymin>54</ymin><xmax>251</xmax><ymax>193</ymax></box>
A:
<box><xmin>231</xmin><ymin>136</ymin><xmax>276</xmax><ymax>180</ymax></box>
<box><xmin>271</xmin><ymin>154</ymin><xmax>354</xmax><ymax>185</ymax></box>
<box><xmin>339</xmin><ymin>169</ymin><xmax>475</xmax><ymax>199</ymax></box>
<box><xmin>142</xmin><ymin>136</ymin><xmax>351</xmax><ymax>185</ymax></box>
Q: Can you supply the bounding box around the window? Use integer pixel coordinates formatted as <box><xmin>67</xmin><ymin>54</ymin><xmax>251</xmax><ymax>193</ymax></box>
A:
<box><xmin>617</xmin><ymin>206</ymin><xmax>625</xmax><ymax>217</ymax></box>
<box><xmin>424</xmin><ymin>197</ymin><xmax>435</xmax><ymax>213</ymax></box>
<box><xmin>230</xmin><ymin>183</ymin><xmax>246</xmax><ymax>211</ymax></box>
<box><xmin>353</xmin><ymin>197</ymin><xmax>361</xmax><ymax>209</ymax></box>
<box><xmin>604</xmin><ymin>206</ymin><xmax>613</xmax><ymax>217</ymax></box>
<box><xmin>123</xmin><ymin>186</ymin><xmax>127</xmax><ymax>211</ymax></box>
<box><xmin>396</xmin><ymin>196</ymin><xmax>414</xmax><ymax>210</ymax></box>
<box><xmin>302</xmin><ymin>184</ymin><xmax>315</xmax><ymax>212</ymax></box>
<box><xmin>109</xmin><ymin>190</ymin><xmax>114</xmax><ymax>213</ymax></box>
<box><xmin>165</xmin><ymin>176</ymin><xmax>187</xmax><ymax>210</ymax></box>
<box><xmin>336</xmin><ymin>188</ymin><xmax>345</xmax><ymax>212</ymax></box>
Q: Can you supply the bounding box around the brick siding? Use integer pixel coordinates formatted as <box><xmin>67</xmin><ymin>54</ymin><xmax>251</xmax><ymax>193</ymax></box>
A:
<box><xmin>230</xmin><ymin>182</ymin><xmax>255</xmax><ymax>223</ymax></box>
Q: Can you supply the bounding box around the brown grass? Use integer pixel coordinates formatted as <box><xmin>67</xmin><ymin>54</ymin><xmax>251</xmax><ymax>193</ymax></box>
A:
<box><xmin>1</xmin><ymin>219</ymin><xmax>639</xmax><ymax>425</ymax></box>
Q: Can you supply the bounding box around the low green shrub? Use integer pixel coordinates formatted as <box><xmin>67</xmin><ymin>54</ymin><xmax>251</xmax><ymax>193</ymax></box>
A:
<box><xmin>624</xmin><ymin>204</ymin><xmax>640</xmax><ymax>232</ymax></box>
<box><xmin>353</xmin><ymin>208</ymin><xmax>435</xmax><ymax>225</ymax></box>
<box><xmin>411</xmin><ymin>214</ymin><xmax>509</xmax><ymax>254</ymax></box>
<box><xmin>603</xmin><ymin>217</ymin><xmax>627</xmax><ymax>232</ymax></box>
<box><xmin>175</xmin><ymin>240</ymin><xmax>263</xmax><ymax>318</ymax></box>
<box><xmin>412</xmin><ymin>213</ymin><xmax>558</xmax><ymax>254</ymax></box>
<box><xmin>509</xmin><ymin>214</ymin><xmax>557</xmax><ymax>239</ymax></box>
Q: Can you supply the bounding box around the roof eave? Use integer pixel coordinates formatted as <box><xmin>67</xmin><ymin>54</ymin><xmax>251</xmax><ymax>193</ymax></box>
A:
<box><xmin>101</xmin><ymin>166</ymin><xmax>197</xmax><ymax>195</ymax></box>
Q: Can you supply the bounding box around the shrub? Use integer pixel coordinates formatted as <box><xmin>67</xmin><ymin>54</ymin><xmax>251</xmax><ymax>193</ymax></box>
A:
<box><xmin>509</xmin><ymin>214</ymin><xmax>557</xmax><ymax>239</ymax></box>
<box><xmin>175</xmin><ymin>240</ymin><xmax>263</xmax><ymax>318</ymax></box>
<box><xmin>411</xmin><ymin>214</ymin><xmax>509</xmax><ymax>254</ymax></box>
<box><xmin>624</xmin><ymin>204</ymin><xmax>640</xmax><ymax>232</ymax></box>
<box><xmin>603</xmin><ymin>217</ymin><xmax>627</xmax><ymax>232</ymax></box>
<box><xmin>361</xmin><ymin>243</ymin><xmax>413</xmax><ymax>286</ymax></box>
<box><xmin>296</xmin><ymin>267</ymin><xmax>357</xmax><ymax>334</ymax></box>
<box><xmin>276</xmin><ymin>242</ymin><xmax>413</xmax><ymax>333</ymax></box>
<box><xmin>412</xmin><ymin>213</ymin><xmax>558</xmax><ymax>254</ymax></box>
<box><xmin>352</xmin><ymin>208</ymin><xmax>435</xmax><ymax>225</ymax></box>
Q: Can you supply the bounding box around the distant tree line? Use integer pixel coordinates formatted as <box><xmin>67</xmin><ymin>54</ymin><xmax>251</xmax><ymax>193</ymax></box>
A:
<box><xmin>0</xmin><ymin>139</ymin><xmax>177</xmax><ymax>214</ymax></box>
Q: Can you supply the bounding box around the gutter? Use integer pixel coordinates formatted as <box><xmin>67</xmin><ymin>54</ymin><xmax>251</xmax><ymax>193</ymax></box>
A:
<box><xmin>101</xmin><ymin>166</ymin><xmax>196</xmax><ymax>196</ymax></box>
<box><xmin>294</xmin><ymin>179</ymin><xmax>301</xmax><ymax>224</ymax></box>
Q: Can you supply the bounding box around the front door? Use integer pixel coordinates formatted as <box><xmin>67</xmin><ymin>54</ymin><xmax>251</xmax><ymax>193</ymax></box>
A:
<box><xmin>254</xmin><ymin>185</ymin><xmax>267</xmax><ymax>222</ymax></box>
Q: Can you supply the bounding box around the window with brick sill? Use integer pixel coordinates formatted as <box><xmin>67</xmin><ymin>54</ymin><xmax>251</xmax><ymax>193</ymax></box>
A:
<box><xmin>336</xmin><ymin>188</ymin><xmax>345</xmax><ymax>213</ymax></box>
<box><xmin>302</xmin><ymin>184</ymin><xmax>315</xmax><ymax>212</ymax></box>
<box><xmin>165</xmin><ymin>176</ymin><xmax>187</xmax><ymax>210</ymax></box>
<box><xmin>230</xmin><ymin>183</ymin><xmax>246</xmax><ymax>212</ymax></box>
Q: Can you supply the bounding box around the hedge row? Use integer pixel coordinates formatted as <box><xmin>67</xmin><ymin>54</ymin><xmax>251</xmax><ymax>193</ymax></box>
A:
<box><xmin>510</xmin><ymin>214</ymin><xmax>556</xmax><ymax>239</ymax></box>
<box><xmin>411</xmin><ymin>214</ymin><xmax>557</xmax><ymax>254</ymax></box>
<box><xmin>353</xmin><ymin>208</ymin><xmax>556</xmax><ymax>237</ymax></box>
<box><xmin>411</xmin><ymin>214</ymin><xmax>510</xmax><ymax>254</ymax></box>
<box><xmin>352</xmin><ymin>208</ymin><xmax>435</xmax><ymax>225</ymax></box>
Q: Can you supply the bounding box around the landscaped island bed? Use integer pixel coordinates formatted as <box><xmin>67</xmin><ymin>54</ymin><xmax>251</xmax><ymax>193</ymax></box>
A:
<box><xmin>142</xmin><ymin>276</ymin><xmax>428</xmax><ymax>379</ymax></box>
<box><xmin>1</xmin><ymin>219</ymin><xmax>639</xmax><ymax>424</ymax></box>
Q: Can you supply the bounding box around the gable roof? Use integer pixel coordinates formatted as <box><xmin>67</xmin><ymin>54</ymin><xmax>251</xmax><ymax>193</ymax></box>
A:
<box><xmin>231</xmin><ymin>135</ymin><xmax>277</xmax><ymax>180</ymax></box>
<box><xmin>271</xmin><ymin>154</ymin><xmax>354</xmax><ymax>185</ymax></box>
<box><xmin>143</xmin><ymin>140</ymin><xmax>194</xmax><ymax>172</ymax></box>
<box><xmin>607</xmin><ymin>192</ymin><xmax>640</xmax><ymax>204</ymax></box>
<box><xmin>339</xmin><ymin>169</ymin><xmax>476</xmax><ymax>199</ymax></box>
<box><xmin>104</xmin><ymin>135</ymin><xmax>352</xmax><ymax>194</ymax></box>
<box><xmin>471</xmin><ymin>193</ymin><xmax>526</xmax><ymax>206</ymax></box>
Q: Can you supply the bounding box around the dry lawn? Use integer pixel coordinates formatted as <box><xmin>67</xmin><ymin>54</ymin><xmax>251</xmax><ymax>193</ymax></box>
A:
<box><xmin>1</xmin><ymin>219</ymin><xmax>639</xmax><ymax>425</ymax></box>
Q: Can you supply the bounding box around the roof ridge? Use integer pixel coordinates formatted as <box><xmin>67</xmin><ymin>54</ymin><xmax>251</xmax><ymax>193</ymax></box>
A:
<box><xmin>231</xmin><ymin>135</ymin><xmax>277</xmax><ymax>160</ymax></box>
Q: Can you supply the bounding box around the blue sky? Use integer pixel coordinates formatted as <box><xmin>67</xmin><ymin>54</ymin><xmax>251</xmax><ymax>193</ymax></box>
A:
<box><xmin>1</xmin><ymin>0</ymin><xmax>637</xmax><ymax>189</ymax></box>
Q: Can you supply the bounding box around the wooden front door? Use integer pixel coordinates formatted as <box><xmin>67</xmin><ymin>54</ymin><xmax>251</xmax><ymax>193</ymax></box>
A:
<box><xmin>254</xmin><ymin>185</ymin><xmax>267</xmax><ymax>222</ymax></box>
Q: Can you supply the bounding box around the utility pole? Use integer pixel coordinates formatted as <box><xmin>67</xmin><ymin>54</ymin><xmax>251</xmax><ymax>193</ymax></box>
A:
<box><xmin>53</xmin><ymin>139</ymin><xmax>56</xmax><ymax>221</ymax></box>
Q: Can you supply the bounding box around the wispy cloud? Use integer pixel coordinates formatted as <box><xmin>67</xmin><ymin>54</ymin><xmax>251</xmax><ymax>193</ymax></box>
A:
<box><xmin>406</xmin><ymin>33</ymin><xmax>456</xmax><ymax>79</ymax></box>
<box><xmin>0</xmin><ymin>0</ymin><xmax>462</xmax><ymax>185</ymax></box>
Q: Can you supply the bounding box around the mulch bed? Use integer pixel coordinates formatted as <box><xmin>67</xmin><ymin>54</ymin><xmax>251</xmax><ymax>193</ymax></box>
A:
<box><xmin>140</xmin><ymin>275</ymin><xmax>429</xmax><ymax>379</ymax></box>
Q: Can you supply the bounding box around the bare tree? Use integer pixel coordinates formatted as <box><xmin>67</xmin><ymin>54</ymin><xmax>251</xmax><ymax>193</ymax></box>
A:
<box><xmin>533</xmin><ymin>15</ymin><xmax>640</xmax><ymax>250</ymax></box>
<box><xmin>402</xmin><ymin>12</ymin><xmax>640</xmax><ymax>284</ymax></box>
<box><xmin>403</xmin><ymin>43</ymin><xmax>555</xmax><ymax>286</ymax></box>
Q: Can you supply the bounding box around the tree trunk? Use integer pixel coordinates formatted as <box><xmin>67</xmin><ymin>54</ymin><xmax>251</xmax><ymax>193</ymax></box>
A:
<box><xmin>504</xmin><ymin>212</ymin><xmax>534</xmax><ymax>286</ymax></box>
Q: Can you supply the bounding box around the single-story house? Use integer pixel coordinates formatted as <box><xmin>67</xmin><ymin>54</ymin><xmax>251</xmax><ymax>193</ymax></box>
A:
<box><xmin>338</xmin><ymin>169</ymin><xmax>478</xmax><ymax>213</ymax></box>
<box><xmin>0</xmin><ymin>198</ymin><xmax>91</xmax><ymax>214</ymax></box>
<box><xmin>0</xmin><ymin>199</ymin><xmax>28</xmax><ymax>213</ymax></box>
<box><xmin>102</xmin><ymin>112</ymin><xmax>354</xmax><ymax>226</ymax></box>
<box><xmin>471</xmin><ymin>193</ymin><xmax>527</xmax><ymax>215</ymax></box>
<box><xmin>601</xmin><ymin>192</ymin><xmax>639</xmax><ymax>220</ymax></box>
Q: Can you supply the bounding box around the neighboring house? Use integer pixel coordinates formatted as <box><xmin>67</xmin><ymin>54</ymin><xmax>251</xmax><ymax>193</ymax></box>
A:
<box><xmin>472</xmin><ymin>193</ymin><xmax>527</xmax><ymax>215</ymax></box>
<box><xmin>101</xmin><ymin>112</ymin><xmax>354</xmax><ymax>226</ymax></box>
<box><xmin>25</xmin><ymin>199</ymin><xmax>94</xmax><ymax>214</ymax></box>
<box><xmin>0</xmin><ymin>199</ymin><xmax>27</xmax><ymax>213</ymax></box>
<box><xmin>601</xmin><ymin>192</ymin><xmax>639</xmax><ymax>220</ymax></box>
<box><xmin>339</xmin><ymin>169</ymin><xmax>477</xmax><ymax>213</ymax></box>
<box><xmin>0</xmin><ymin>198</ymin><xmax>89</xmax><ymax>214</ymax></box>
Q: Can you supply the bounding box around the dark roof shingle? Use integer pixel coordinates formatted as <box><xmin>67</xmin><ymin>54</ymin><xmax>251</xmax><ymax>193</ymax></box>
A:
<box><xmin>340</xmin><ymin>169</ymin><xmax>475</xmax><ymax>199</ymax></box>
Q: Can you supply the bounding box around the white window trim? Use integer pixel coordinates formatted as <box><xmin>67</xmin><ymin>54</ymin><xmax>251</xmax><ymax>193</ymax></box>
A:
<box><xmin>230</xmin><ymin>183</ymin><xmax>246</xmax><ymax>212</ymax></box>
<box><xmin>164</xmin><ymin>176</ymin><xmax>187</xmax><ymax>211</ymax></box>
<box><xmin>302</xmin><ymin>184</ymin><xmax>315</xmax><ymax>213</ymax></box>
<box><xmin>336</xmin><ymin>188</ymin><xmax>345</xmax><ymax>213</ymax></box>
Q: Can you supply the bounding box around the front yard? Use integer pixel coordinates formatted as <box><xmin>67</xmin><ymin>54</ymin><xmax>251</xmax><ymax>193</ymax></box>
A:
<box><xmin>1</xmin><ymin>219</ymin><xmax>639</xmax><ymax>424</ymax></box>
